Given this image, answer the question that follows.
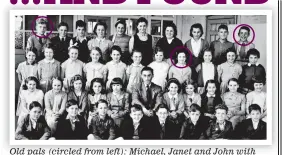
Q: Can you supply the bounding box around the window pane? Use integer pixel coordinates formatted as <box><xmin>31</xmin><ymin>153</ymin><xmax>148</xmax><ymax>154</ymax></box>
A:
<box><xmin>47</xmin><ymin>15</ymin><xmax>59</xmax><ymax>31</ymax></box>
<box><xmin>15</xmin><ymin>16</ymin><xmax>23</xmax><ymax>31</ymax></box>
<box><xmin>127</xmin><ymin>19</ymin><xmax>137</xmax><ymax>36</ymax></box>
<box><xmin>211</xmin><ymin>24</ymin><xmax>217</xmax><ymax>31</ymax></box>
<box><xmin>25</xmin><ymin>15</ymin><xmax>38</xmax><ymax>30</ymax></box>
<box><xmin>15</xmin><ymin>31</ymin><xmax>23</xmax><ymax>49</ymax></box>
<box><xmin>151</xmin><ymin>20</ymin><xmax>161</xmax><ymax>35</ymax></box>
<box><xmin>61</xmin><ymin>15</ymin><xmax>74</xmax><ymax>32</ymax></box>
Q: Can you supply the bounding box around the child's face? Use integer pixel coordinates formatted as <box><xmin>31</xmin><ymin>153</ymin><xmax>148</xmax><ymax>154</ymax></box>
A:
<box><xmin>111</xmin><ymin>50</ymin><xmax>121</xmax><ymax>62</ymax></box>
<box><xmin>96</xmin><ymin>25</ymin><xmax>106</xmax><ymax>38</ymax></box>
<box><xmin>97</xmin><ymin>103</ymin><xmax>108</xmax><ymax>117</ymax></box>
<box><xmin>58</xmin><ymin>26</ymin><xmax>68</xmax><ymax>37</ymax></box>
<box><xmin>215</xmin><ymin>109</ymin><xmax>227</xmax><ymax>122</ymax></box>
<box><xmin>36</xmin><ymin>23</ymin><xmax>47</xmax><ymax>36</ymax></box>
<box><xmin>112</xmin><ymin>84</ymin><xmax>122</xmax><ymax>93</ymax></box>
<box><xmin>206</xmin><ymin>83</ymin><xmax>216</xmax><ymax>95</ymax></box>
<box><xmin>141</xmin><ymin>71</ymin><xmax>153</xmax><ymax>84</ymax></box>
<box><xmin>165</xmin><ymin>26</ymin><xmax>174</xmax><ymax>39</ymax></box>
<box><xmin>239</xmin><ymin>29</ymin><xmax>250</xmax><ymax>42</ymax></box>
<box><xmin>249</xmin><ymin>54</ymin><xmax>258</xmax><ymax>64</ymax></box>
<box><xmin>156</xmin><ymin>108</ymin><xmax>168</xmax><ymax>122</ymax></box>
<box><xmin>69</xmin><ymin>49</ymin><xmax>79</xmax><ymax>60</ymax></box>
<box><xmin>73</xmin><ymin>80</ymin><xmax>82</xmax><ymax>91</ymax></box>
<box><xmin>93</xmin><ymin>82</ymin><xmax>102</xmax><ymax>94</ymax></box>
<box><xmin>250</xmin><ymin>110</ymin><xmax>261</xmax><ymax>122</ymax></box>
<box><xmin>137</xmin><ymin>22</ymin><xmax>147</xmax><ymax>34</ymax></box>
<box><xmin>52</xmin><ymin>79</ymin><xmax>62</xmax><ymax>93</ymax></box>
<box><xmin>132</xmin><ymin>52</ymin><xmax>142</xmax><ymax>64</ymax></box>
<box><xmin>189</xmin><ymin>111</ymin><xmax>200</xmax><ymax>123</ymax></box>
<box><xmin>67</xmin><ymin>105</ymin><xmax>78</xmax><ymax>117</ymax></box>
<box><xmin>44</xmin><ymin>48</ymin><xmax>54</xmax><ymax>60</ymax></box>
<box><xmin>90</xmin><ymin>50</ymin><xmax>101</xmax><ymax>62</ymax></box>
<box><xmin>26</xmin><ymin>51</ymin><xmax>36</xmax><ymax>64</ymax></box>
<box><xmin>130</xmin><ymin>110</ymin><xmax>143</xmax><ymax>123</ymax></box>
<box><xmin>116</xmin><ymin>23</ymin><xmax>125</xmax><ymax>35</ymax></box>
<box><xmin>76</xmin><ymin>26</ymin><xmax>85</xmax><ymax>37</ymax></box>
<box><xmin>228</xmin><ymin>81</ymin><xmax>239</xmax><ymax>93</ymax></box>
<box><xmin>168</xmin><ymin>82</ymin><xmax>178</xmax><ymax>95</ymax></box>
<box><xmin>27</xmin><ymin>80</ymin><xmax>36</xmax><ymax>92</ymax></box>
<box><xmin>192</xmin><ymin>28</ymin><xmax>201</xmax><ymax>40</ymax></box>
<box><xmin>185</xmin><ymin>84</ymin><xmax>195</xmax><ymax>95</ymax></box>
<box><xmin>155</xmin><ymin>51</ymin><xmax>164</xmax><ymax>62</ymax></box>
<box><xmin>203</xmin><ymin>51</ymin><xmax>212</xmax><ymax>63</ymax></box>
<box><xmin>218</xmin><ymin>28</ymin><xmax>228</xmax><ymax>40</ymax></box>
<box><xmin>29</xmin><ymin>107</ymin><xmax>42</xmax><ymax>121</ymax></box>
<box><xmin>254</xmin><ymin>82</ymin><xmax>264</xmax><ymax>92</ymax></box>
<box><xmin>226</xmin><ymin>52</ymin><xmax>236</xmax><ymax>64</ymax></box>
<box><xmin>177</xmin><ymin>53</ymin><xmax>186</xmax><ymax>64</ymax></box>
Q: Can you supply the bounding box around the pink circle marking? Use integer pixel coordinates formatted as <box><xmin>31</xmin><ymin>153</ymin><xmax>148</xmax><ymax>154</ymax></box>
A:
<box><xmin>233</xmin><ymin>24</ymin><xmax>255</xmax><ymax>46</ymax></box>
<box><xmin>170</xmin><ymin>46</ymin><xmax>193</xmax><ymax>69</ymax></box>
<box><xmin>31</xmin><ymin>16</ymin><xmax>54</xmax><ymax>39</ymax></box>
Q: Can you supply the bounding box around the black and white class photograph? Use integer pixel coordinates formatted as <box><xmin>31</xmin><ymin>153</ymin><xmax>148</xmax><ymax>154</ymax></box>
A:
<box><xmin>12</xmin><ymin>13</ymin><xmax>269</xmax><ymax>142</ymax></box>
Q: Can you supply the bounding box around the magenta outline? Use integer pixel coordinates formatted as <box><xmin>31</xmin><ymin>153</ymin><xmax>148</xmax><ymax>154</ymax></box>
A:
<box><xmin>232</xmin><ymin>24</ymin><xmax>255</xmax><ymax>46</ymax></box>
<box><xmin>169</xmin><ymin>46</ymin><xmax>193</xmax><ymax>69</ymax></box>
<box><xmin>31</xmin><ymin>16</ymin><xmax>54</xmax><ymax>39</ymax></box>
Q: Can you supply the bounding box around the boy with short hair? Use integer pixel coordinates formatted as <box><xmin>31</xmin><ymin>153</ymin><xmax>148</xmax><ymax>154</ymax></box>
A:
<box><xmin>152</xmin><ymin>104</ymin><xmax>179</xmax><ymax>139</ymax></box>
<box><xmin>239</xmin><ymin>48</ymin><xmax>266</xmax><ymax>93</ymax></box>
<box><xmin>88</xmin><ymin>99</ymin><xmax>116</xmax><ymax>140</ymax></box>
<box><xmin>235</xmin><ymin>26</ymin><xmax>255</xmax><ymax>64</ymax></box>
<box><xmin>234</xmin><ymin>104</ymin><xmax>266</xmax><ymax>139</ymax></box>
<box><xmin>70</xmin><ymin>20</ymin><xmax>91</xmax><ymax>63</ymax></box>
<box><xmin>180</xmin><ymin>104</ymin><xmax>208</xmax><ymax>139</ymax></box>
<box><xmin>120</xmin><ymin>104</ymin><xmax>152</xmax><ymax>139</ymax></box>
<box><xmin>26</xmin><ymin>17</ymin><xmax>51</xmax><ymax>61</ymax></box>
<box><xmin>209</xmin><ymin>24</ymin><xmax>235</xmax><ymax>65</ymax></box>
<box><xmin>51</xmin><ymin>22</ymin><xmax>71</xmax><ymax>63</ymax></box>
<box><xmin>204</xmin><ymin>104</ymin><xmax>233</xmax><ymax>140</ymax></box>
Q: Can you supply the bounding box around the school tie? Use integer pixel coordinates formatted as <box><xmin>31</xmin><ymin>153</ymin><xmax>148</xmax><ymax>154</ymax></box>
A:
<box><xmin>160</xmin><ymin>123</ymin><xmax>165</xmax><ymax>139</ymax></box>
<box><xmin>239</xmin><ymin>44</ymin><xmax>246</xmax><ymax>59</ymax></box>
<box><xmin>189</xmin><ymin>98</ymin><xmax>193</xmax><ymax>103</ymax></box>
<box><xmin>146</xmin><ymin>84</ymin><xmax>152</xmax><ymax>102</ymax></box>
<box><xmin>61</xmin><ymin>37</ymin><xmax>65</xmax><ymax>42</ymax></box>
<box><xmin>39</xmin><ymin>38</ymin><xmax>43</xmax><ymax>45</ymax></box>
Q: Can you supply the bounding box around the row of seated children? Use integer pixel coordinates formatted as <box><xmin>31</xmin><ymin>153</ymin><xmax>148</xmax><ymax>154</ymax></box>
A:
<box><xmin>15</xmin><ymin>99</ymin><xmax>266</xmax><ymax>140</ymax></box>
<box><xmin>16</xmin><ymin>71</ymin><xmax>266</xmax><ymax>138</ymax></box>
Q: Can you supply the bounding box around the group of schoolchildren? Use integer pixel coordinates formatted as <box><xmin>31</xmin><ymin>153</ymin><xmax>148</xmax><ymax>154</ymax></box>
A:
<box><xmin>15</xmin><ymin>17</ymin><xmax>267</xmax><ymax>140</ymax></box>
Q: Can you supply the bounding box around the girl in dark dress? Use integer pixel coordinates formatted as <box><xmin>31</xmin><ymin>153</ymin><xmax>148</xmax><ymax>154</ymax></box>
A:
<box><xmin>156</xmin><ymin>22</ymin><xmax>183</xmax><ymax>65</ymax></box>
<box><xmin>129</xmin><ymin>17</ymin><xmax>154</xmax><ymax>66</ymax></box>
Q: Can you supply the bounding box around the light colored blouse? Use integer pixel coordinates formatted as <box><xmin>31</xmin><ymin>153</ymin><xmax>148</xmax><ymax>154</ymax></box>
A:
<box><xmin>168</xmin><ymin>66</ymin><xmax>192</xmax><ymax>84</ymax></box>
<box><xmin>222</xmin><ymin>92</ymin><xmax>246</xmax><ymax>113</ymax></box>
<box><xmin>16</xmin><ymin>61</ymin><xmax>38</xmax><ymax>83</ymax></box>
<box><xmin>61</xmin><ymin>59</ymin><xmax>84</xmax><ymax>79</ymax></box>
<box><xmin>44</xmin><ymin>90</ymin><xmax>67</xmax><ymax>115</ymax></box>
<box><xmin>202</xmin><ymin>62</ymin><xmax>215</xmax><ymax>86</ymax></box>
<box><xmin>126</xmin><ymin>63</ymin><xmax>144</xmax><ymax>93</ymax></box>
<box><xmin>217</xmin><ymin>62</ymin><xmax>242</xmax><ymax>82</ymax></box>
<box><xmin>83</xmin><ymin>62</ymin><xmax>106</xmax><ymax>83</ymax></box>
<box><xmin>183</xmin><ymin>93</ymin><xmax>201</xmax><ymax>111</ymax></box>
<box><xmin>87</xmin><ymin>38</ymin><xmax>113</xmax><ymax>62</ymax></box>
<box><xmin>20</xmin><ymin>89</ymin><xmax>44</xmax><ymax>114</ymax></box>
<box><xmin>246</xmin><ymin>91</ymin><xmax>266</xmax><ymax>114</ymax></box>
<box><xmin>148</xmin><ymin>61</ymin><xmax>170</xmax><ymax>89</ymax></box>
<box><xmin>105</xmin><ymin>61</ymin><xmax>127</xmax><ymax>85</ymax></box>
<box><xmin>38</xmin><ymin>59</ymin><xmax>61</xmax><ymax>80</ymax></box>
